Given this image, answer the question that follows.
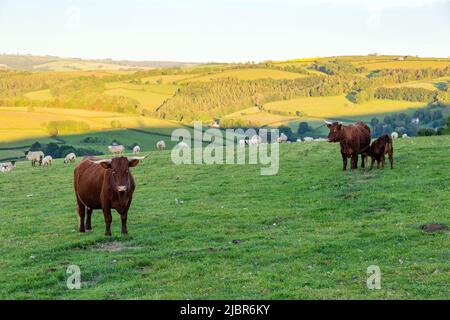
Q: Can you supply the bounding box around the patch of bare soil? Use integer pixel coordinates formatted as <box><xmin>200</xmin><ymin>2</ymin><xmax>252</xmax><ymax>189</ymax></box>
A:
<box><xmin>96</xmin><ymin>241</ymin><xmax>142</xmax><ymax>252</ymax></box>
<box><xmin>421</xmin><ymin>223</ymin><xmax>448</xmax><ymax>233</ymax></box>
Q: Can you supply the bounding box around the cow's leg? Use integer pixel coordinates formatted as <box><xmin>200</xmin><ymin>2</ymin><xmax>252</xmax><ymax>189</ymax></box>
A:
<box><xmin>120</xmin><ymin>197</ymin><xmax>132</xmax><ymax>235</ymax></box>
<box><xmin>381</xmin><ymin>156</ymin><xmax>385</xmax><ymax>170</ymax></box>
<box><xmin>350</xmin><ymin>154</ymin><xmax>357</xmax><ymax>171</ymax></box>
<box><xmin>77</xmin><ymin>200</ymin><xmax>86</xmax><ymax>233</ymax></box>
<box><xmin>361</xmin><ymin>154</ymin><xmax>366</xmax><ymax>170</ymax></box>
<box><xmin>120</xmin><ymin>213</ymin><xmax>128</xmax><ymax>235</ymax></box>
<box><xmin>341</xmin><ymin>151</ymin><xmax>348</xmax><ymax>171</ymax></box>
<box><xmin>389</xmin><ymin>149</ymin><xmax>394</xmax><ymax>169</ymax></box>
<box><xmin>102</xmin><ymin>207</ymin><xmax>113</xmax><ymax>236</ymax></box>
<box><xmin>85</xmin><ymin>208</ymin><xmax>93</xmax><ymax>231</ymax></box>
<box><xmin>370</xmin><ymin>157</ymin><xmax>375</xmax><ymax>170</ymax></box>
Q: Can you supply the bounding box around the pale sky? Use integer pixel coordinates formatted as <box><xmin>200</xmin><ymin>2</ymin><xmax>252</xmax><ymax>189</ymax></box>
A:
<box><xmin>0</xmin><ymin>0</ymin><xmax>449</xmax><ymax>62</ymax></box>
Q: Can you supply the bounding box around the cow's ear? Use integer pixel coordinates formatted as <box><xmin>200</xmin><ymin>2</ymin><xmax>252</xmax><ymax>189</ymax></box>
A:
<box><xmin>337</xmin><ymin>124</ymin><xmax>342</xmax><ymax>130</ymax></box>
<box><xmin>100</xmin><ymin>162</ymin><xmax>111</xmax><ymax>169</ymax></box>
<box><xmin>128</xmin><ymin>159</ymin><xmax>140</xmax><ymax>168</ymax></box>
<box><xmin>326</xmin><ymin>124</ymin><xmax>332</xmax><ymax>129</ymax></box>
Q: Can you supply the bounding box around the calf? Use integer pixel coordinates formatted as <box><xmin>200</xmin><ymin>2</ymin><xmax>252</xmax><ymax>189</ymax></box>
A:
<box><xmin>74</xmin><ymin>154</ymin><xmax>150</xmax><ymax>236</ymax></box>
<box><xmin>365</xmin><ymin>135</ymin><xmax>394</xmax><ymax>170</ymax></box>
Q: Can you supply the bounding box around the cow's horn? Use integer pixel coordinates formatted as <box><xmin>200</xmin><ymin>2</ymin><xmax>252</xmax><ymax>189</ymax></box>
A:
<box><xmin>91</xmin><ymin>159</ymin><xmax>112</xmax><ymax>164</ymax></box>
<box><xmin>324</xmin><ymin>120</ymin><xmax>333</xmax><ymax>125</ymax></box>
<box><xmin>128</xmin><ymin>152</ymin><xmax>152</xmax><ymax>161</ymax></box>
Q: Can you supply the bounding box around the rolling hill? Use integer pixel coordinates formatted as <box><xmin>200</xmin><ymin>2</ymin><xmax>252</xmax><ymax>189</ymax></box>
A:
<box><xmin>0</xmin><ymin>54</ymin><xmax>449</xmax><ymax>155</ymax></box>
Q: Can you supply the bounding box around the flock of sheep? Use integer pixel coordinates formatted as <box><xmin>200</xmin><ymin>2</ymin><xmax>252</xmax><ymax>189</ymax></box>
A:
<box><xmin>0</xmin><ymin>140</ymin><xmax>168</xmax><ymax>173</ymax></box>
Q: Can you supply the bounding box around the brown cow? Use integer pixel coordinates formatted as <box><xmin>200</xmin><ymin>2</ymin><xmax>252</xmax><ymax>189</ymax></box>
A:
<box><xmin>365</xmin><ymin>134</ymin><xmax>394</xmax><ymax>170</ymax></box>
<box><xmin>74</xmin><ymin>155</ymin><xmax>149</xmax><ymax>236</ymax></box>
<box><xmin>325</xmin><ymin>120</ymin><xmax>371</xmax><ymax>171</ymax></box>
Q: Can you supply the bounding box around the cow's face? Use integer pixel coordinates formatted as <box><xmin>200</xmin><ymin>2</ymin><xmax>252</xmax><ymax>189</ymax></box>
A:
<box><xmin>326</xmin><ymin>122</ymin><xmax>343</xmax><ymax>142</ymax></box>
<box><xmin>100</xmin><ymin>157</ymin><xmax>140</xmax><ymax>193</ymax></box>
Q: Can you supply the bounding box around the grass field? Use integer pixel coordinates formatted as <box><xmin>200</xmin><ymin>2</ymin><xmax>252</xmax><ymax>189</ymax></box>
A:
<box><xmin>264</xmin><ymin>95</ymin><xmax>427</xmax><ymax>119</ymax></box>
<box><xmin>104</xmin><ymin>82</ymin><xmax>178</xmax><ymax>112</ymax></box>
<box><xmin>0</xmin><ymin>136</ymin><xmax>448</xmax><ymax>299</ymax></box>
<box><xmin>358</xmin><ymin>60</ymin><xmax>450</xmax><ymax>71</ymax></box>
<box><xmin>386</xmin><ymin>76</ymin><xmax>450</xmax><ymax>91</ymax></box>
<box><xmin>24</xmin><ymin>89</ymin><xmax>54</xmax><ymax>100</ymax></box>
<box><xmin>0</xmin><ymin>107</ymin><xmax>179</xmax><ymax>144</ymax></box>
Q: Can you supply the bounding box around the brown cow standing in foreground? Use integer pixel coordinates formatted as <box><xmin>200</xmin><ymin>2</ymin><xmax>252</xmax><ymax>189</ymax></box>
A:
<box><xmin>325</xmin><ymin>120</ymin><xmax>371</xmax><ymax>171</ymax></box>
<box><xmin>365</xmin><ymin>134</ymin><xmax>394</xmax><ymax>170</ymax></box>
<box><xmin>74</xmin><ymin>155</ymin><xmax>149</xmax><ymax>236</ymax></box>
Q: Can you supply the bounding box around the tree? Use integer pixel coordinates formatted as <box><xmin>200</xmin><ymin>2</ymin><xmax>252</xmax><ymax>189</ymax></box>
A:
<box><xmin>297</xmin><ymin>122</ymin><xmax>311</xmax><ymax>135</ymax></box>
<box><xmin>278</xmin><ymin>125</ymin><xmax>293</xmax><ymax>140</ymax></box>
<box><xmin>30</xmin><ymin>141</ymin><xmax>42</xmax><ymax>151</ymax></box>
<box><xmin>370</xmin><ymin>117</ymin><xmax>380</xmax><ymax>128</ymax></box>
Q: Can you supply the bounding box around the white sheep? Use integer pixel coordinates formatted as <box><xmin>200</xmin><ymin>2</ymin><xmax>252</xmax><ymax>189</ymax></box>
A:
<box><xmin>42</xmin><ymin>156</ymin><xmax>53</xmax><ymax>167</ymax></box>
<box><xmin>0</xmin><ymin>161</ymin><xmax>16</xmax><ymax>173</ymax></box>
<box><xmin>402</xmin><ymin>133</ymin><xmax>409</xmax><ymax>138</ymax></box>
<box><xmin>249</xmin><ymin>135</ymin><xmax>262</xmax><ymax>145</ymax></box>
<box><xmin>64</xmin><ymin>153</ymin><xmax>76</xmax><ymax>164</ymax></box>
<box><xmin>26</xmin><ymin>151</ymin><xmax>44</xmax><ymax>167</ymax></box>
<box><xmin>391</xmin><ymin>132</ymin><xmax>399</xmax><ymax>139</ymax></box>
<box><xmin>176</xmin><ymin>142</ymin><xmax>189</xmax><ymax>149</ymax></box>
<box><xmin>108</xmin><ymin>145</ymin><xmax>125</xmax><ymax>156</ymax></box>
<box><xmin>314</xmin><ymin>138</ymin><xmax>327</xmax><ymax>142</ymax></box>
<box><xmin>238</xmin><ymin>139</ymin><xmax>246</xmax><ymax>147</ymax></box>
<box><xmin>277</xmin><ymin>133</ymin><xmax>288</xmax><ymax>143</ymax></box>
<box><xmin>303</xmin><ymin>137</ymin><xmax>314</xmax><ymax>142</ymax></box>
<box><xmin>156</xmin><ymin>140</ymin><xmax>166</xmax><ymax>151</ymax></box>
<box><xmin>133</xmin><ymin>145</ymin><xmax>141</xmax><ymax>155</ymax></box>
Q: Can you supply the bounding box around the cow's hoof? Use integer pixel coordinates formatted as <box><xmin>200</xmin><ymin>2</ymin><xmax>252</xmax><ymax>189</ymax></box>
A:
<box><xmin>79</xmin><ymin>228</ymin><xmax>86</xmax><ymax>233</ymax></box>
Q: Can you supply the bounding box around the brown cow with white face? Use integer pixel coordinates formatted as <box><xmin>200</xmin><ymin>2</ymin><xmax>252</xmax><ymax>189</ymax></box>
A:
<box><xmin>325</xmin><ymin>120</ymin><xmax>371</xmax><ymax>171</ymax></box>
<box><xmin>74</xmin><ymin>155</ymin><xmax>150</xmax><ymax>236</ymax></box>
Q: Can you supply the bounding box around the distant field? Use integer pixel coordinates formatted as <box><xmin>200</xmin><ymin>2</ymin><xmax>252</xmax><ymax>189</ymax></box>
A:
<box><xmin>264</xmin><ymin>95</ymin><xmax>426</xmax><ymax>119</ymax></box>
<box><xmin>0</xmin><ymin>107</ymin><xmax>178</xmax><ymax>144</ymax></box>
<box><xmin>180</xmin><ymin>68</ymin><xmax>306</xmax><ymax>83</ymax></box>
<box><xmin>359</xmin><ymin>60</ymin><xmax>450</xmax><ymax>71</ymax></box>
<box><xmin>32</xmin><ymin>60</ymin><xmax>146</xmax><ymax>72</ymax></box>
<box><xmin>104</xmin><ymin>82</ymin><xmax>178</xmax><ymax>112</ymax></box>
<box><xmin>385</xmin><ymin>76</ymin><xmax>450</xmax><ymax>91</ymax></box>
<box><xmin>141</xmin><ymin>74</ymin><xmax>199</xmax><ymax>84</ymax></box>
<box><xmin>24</xmin><ymin>89</ymin><xmax>53</xmax><ymax>100</ymax></box>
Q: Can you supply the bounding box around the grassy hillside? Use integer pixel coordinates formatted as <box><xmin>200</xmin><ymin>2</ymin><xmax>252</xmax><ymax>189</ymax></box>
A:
<box><xmin>264</xmin><ymin>95</ymin><xmax>427</xmax><ymax>118</ymax></box>
<box><xmin>0</xmin><ymin>54</ymin><xmax>196</xmax><ymax>71</ymax></box>
<box><xmin>1</xmin><ymin>54</ymin><xmax>449</xmax><ymax>144</ymax></box>
<box><xmin>0</xmin><ymin>136</ymin><xmax>448</xmax><ymax>299</ymax></box>
<box><xmin>0</xmin><ymin>107</ymin><xmax>178</xmax><ymax>144</ymax></box>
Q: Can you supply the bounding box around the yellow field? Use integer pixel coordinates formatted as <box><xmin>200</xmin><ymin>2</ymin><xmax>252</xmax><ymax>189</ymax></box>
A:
<box><xmin>141</xmin><ymin>74</ymin><xmax>199</xmax><ymax>84</ymax></box>
<box><xmin>359</xmin><ymin>60</ymin><xmax>450</xmax><ymax>71</ymax></box>
<box><xmin>264</xmin><ymin>95</ymin><xmax>426</xmax><ymax>119</ymax></box>
<box><xmin>180</xmin><ymin>68</ymin><xmax>306</xmax><ymax>83</ymax></box>
<box><xmin>385</xmin><ymin>76</ymin><xmax>450</xmax><ymax>90</ymax></box>
<box><xmin>32</xmin><ymin>60</ymin><xmax>146</xmax><ymax>71</ymax></box>
<box><xmin>104</xmin><ymin>82</ymin><xmax>177</xmax><ymax>111</ymax></box>
<box><xmin>24</xmin><ymin>89</ymin><xmax>54</xmax><ymax>100</ymax></box>
<box><xmin>222</xmin><ymin>107</ymin><xmax>295</xmax><ymax>127</ymax></box>
<box><xmin>0</xmin><ymin>107</ymin><xmax>177</xmax><ymax>143</ymax></box>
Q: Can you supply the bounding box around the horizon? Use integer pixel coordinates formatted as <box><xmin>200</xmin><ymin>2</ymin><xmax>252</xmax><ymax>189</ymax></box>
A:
<box><xmin>0</xmin><ymin>0</ymin><xmax>449</xmax><ymax>63</ymax></box>
<box><xmin>1</xmin><ymin>52</ymin><xmax>448</xmax><ymax>65</ymax></box>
